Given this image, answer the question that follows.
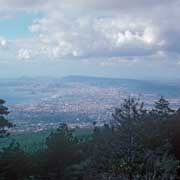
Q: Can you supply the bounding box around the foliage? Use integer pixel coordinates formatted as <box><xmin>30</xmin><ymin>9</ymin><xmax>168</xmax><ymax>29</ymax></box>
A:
<box><xmin>0</xmin><ymin>141</ymin><xmax>32</xmax><ymax>180</ymax></box>
<box><xmin>0</xmin><ymin>99</ymin><xmax>13</xmax><ymax>137</ymax></box>
<box><xmin>32</xmin><ymin>124</ymin><xmax>85</xmax><ymax>180</ymax></box>
<box><xmin>0</xmin><ymin>97</ymin><xmax>180</xmax><ymax>180</ymax></box>
<box><xmin>85</xmin><ymin>97</ymin><xmax>179</xmax><ymax>180</ymax></box>
<box><xmin>152</xmin><ymin>96</ymin><xmax>175</xmax><ymax>118</ymax></box>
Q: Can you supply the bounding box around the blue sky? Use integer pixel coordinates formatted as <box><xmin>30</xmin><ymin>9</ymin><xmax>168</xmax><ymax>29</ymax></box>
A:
<box><xmin>0</xmin><ymin>12</ymin><xmax>38</xmax><ymax>38</ymax></box>
<box><xmin>0</xmin><ymin>0</ymin><xmax>180</xmax><ymax>80</ymax></box>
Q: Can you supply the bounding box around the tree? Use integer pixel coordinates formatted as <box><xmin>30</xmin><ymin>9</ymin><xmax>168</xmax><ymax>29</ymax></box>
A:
<box><xmin>145</xmin><ymin>97</ymin><xmax>176</xmax><ymax>150</ymax></box>
<box><xmin>87</xmin><ymin>97</ymin><xmax>178</xmax><ymax>180</ymax></box>
<box><xmin>87</xmin><ymin>97</ymin><xmax>147</xmax><ymax>180</ymax></box>
<box><xmin>0</xmin><ymin>141</ymin><xmax>32</xmax><ymax>180</ymax></box>
<box><xmin>35</xmin><ymin>124</ymin><xmax>84</xmax><ymax>180</ymax></box>
<box><xmin>152</xmin><ymin>96</ymin><xmax>174</xmax><ymax>119</ymax></box>
<box><xmin>0</xmin><ymin>99</ymin><xmax>13</xmax><ymax>137</ymax></box>
<box><xmin>112</xmin><ymin>97</ymin><xmax>147</xmax><ymax>180</ymax></box>
<box><xmin>170</xmin><ymin>109</ymin><xmax>180</xmax><ymax>160</ymax></box>
<box><xmin>170</xmin><ymin>109</ymin><xmax>180</xmax><ymax>179</ymax></box>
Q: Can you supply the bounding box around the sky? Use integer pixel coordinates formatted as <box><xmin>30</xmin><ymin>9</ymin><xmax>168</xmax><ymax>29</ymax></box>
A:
<box><xmin>0</xmin><ymin>0</ymin><xmax>180</xmax><ymax>80</ymax></box>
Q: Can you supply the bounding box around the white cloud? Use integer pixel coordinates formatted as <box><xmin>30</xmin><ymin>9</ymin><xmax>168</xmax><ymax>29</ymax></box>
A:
<box><xmin>64</xmin><ymin>0</ymin><xmax>177</xmax><ymax>11</ymax></box>
<box><xmin>99</xmin><ymin>57</ymin><xmax>140</xmax><ymax>67</ymax></box>
<box><xmin>0</xmin><ymin>37</ymin><xmax>7</xmax><ymax>47</ymax></box>
<box><xmin>17</xmin><ymin>49</ymin><xmax>32</xmax><ymax>60</ymax></box>
<box><xmin>0</xmin><ymin>0</ymin><xmax>180</xmax><ymax>63</ymax></box>
<box><xmin>27</xmin><ymin>15</ymin><xmax>162</xmax><ymax>59</ymax></box>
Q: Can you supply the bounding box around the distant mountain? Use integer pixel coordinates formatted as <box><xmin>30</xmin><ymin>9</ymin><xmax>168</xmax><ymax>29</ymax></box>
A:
<box><xmin>0</xmin><ymin>76</ymin><xmax>180</xmax><ymax>102</ymax></box>
<box><xmin>62</xmin><ymin>75</ymin><xmax>180</xmax><ymax>97</ymax></box>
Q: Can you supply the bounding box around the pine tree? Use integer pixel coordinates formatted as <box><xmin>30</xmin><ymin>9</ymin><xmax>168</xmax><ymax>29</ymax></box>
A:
<box><xmin>0</xmin><ymin>99</ymin><xmax>13</xmax><ymax>137</ymax></box>
<box><xmin>152</xmin><ymin>96</ymin><xmax>174</xmax><ymax>119</ymax></box>
<box><xmin>111</xmin><ymin>97</ymin><xmax>147</xmax><ymax>179</ymax></box>
<box><xmin>147</xmin><ymin>97</ymin><xmax>175</xmax><ymax>149</ymax></box>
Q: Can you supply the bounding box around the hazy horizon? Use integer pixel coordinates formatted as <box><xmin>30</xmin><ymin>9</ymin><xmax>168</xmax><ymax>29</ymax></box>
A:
<box><xmin>0</xmin><ymin>73</ymin><xmax>180</xmax><ymax>82</ymax></box>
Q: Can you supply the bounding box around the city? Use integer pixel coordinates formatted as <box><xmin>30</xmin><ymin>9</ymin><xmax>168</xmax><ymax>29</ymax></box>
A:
<box><xmin>1</xmin><ymin>76</ymin><xmax>179</xmax><ymax>132</ymax></box>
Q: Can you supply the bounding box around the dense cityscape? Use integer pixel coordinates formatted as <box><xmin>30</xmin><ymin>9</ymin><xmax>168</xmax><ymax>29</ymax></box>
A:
<box><xmin>0</xmin><ymin>76</ymin><xmax>179</xmax><ymax>132</ymax></box>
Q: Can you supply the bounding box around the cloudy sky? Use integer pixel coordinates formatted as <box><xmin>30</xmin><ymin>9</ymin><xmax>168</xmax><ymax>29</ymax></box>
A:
<box><xmin>0</xmin><ymin>0</ymin><xmax>180</xmax><ymax>80</ymax></box>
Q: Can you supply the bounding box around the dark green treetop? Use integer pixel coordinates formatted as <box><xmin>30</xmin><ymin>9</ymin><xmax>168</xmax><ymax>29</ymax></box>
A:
<box><xmin>152</xmin><ymin>96</ymin><xmax>175</xmax><ymax>118</ymax></box>
<box><xmin>0</xmin><ymin>99</ymin><xmax>13</xmax><ymax>137</ymax></box>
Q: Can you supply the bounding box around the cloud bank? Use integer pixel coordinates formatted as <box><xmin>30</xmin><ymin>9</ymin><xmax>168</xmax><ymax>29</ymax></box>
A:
<box><xmin>0</xmin><ymin>0</ymin><xmax>180</xmax><ymax>69</ymax></box>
